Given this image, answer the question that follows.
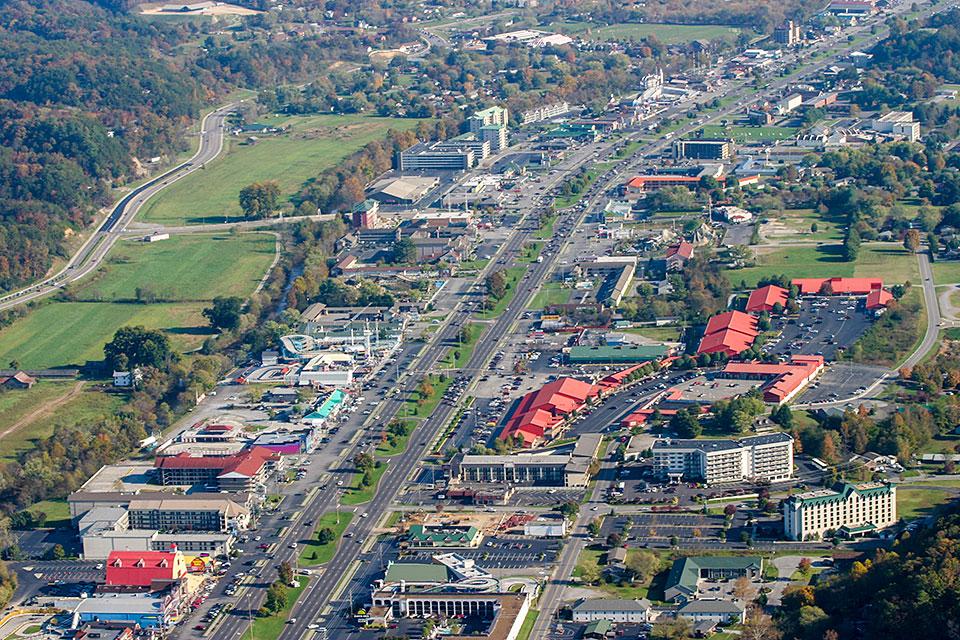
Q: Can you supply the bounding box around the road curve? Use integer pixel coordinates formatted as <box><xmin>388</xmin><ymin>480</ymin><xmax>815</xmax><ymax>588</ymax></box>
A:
<box><xmin>0</xmin><ymin>103</ymin><xmax>236</xmax><ymax>312</ymax></box>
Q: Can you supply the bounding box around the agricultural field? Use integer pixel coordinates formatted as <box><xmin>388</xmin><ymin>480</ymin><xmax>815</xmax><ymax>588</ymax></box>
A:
<box><xmin>726</xmin><ymin>243</ymin><xmax>918</xmax><ymax>288</ymax></box>
<box><xmin>550</xmin><ymin>21</ymin><xmax>743</xmax><ymax>44</ymax></box>
<box><xmin>698</xmin><ymin>124</ymin><xmax>798</xmax><ymax>143</ymax></box>
<box><xmin>0</xmin><ymin>233</ymin><xmax>276</xmax><ymax>369</ymax></box>
<box><xmin>0</xmin><ymin>382</ymin><xmax>125</xmax><ymax>462</ymax></box>
<box><xmin>140</xmin><ymin>114</ymin><xmax>423</xmax><ymax>226</ymax></box>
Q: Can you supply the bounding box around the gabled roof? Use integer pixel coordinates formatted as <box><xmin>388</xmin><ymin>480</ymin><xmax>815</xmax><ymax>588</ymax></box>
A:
<box><xmin>697</xmin><ymin>330</ymin><xmax>755</xmax><ymax>355</ymax></box>
<box><xmin>704</xmin><ymin>310</ymin><xmax>758</xmax><ymax>337</ymax></box>
<box><xmin>745</xmin><ymin>285</ymin><xmax>789</xmax><ymax>312</ymax></box>
<box><xmin>572</xmin><ymin>598</ymin><xmax>652</xmax><ymax>612</ymax></box>
<box><xmin>866</xmin><ymin>288</ymin><xmax>893</xmax><ymax>309</ymax></box>
<box><xmin>666</xmin><ymin>240</ymin><xmax>694</xmax><ymax>260</ymax></box>
<box><xmin>105</xmin><ymin>550</ymin><xmax>185</xmax><ymax>587</ymax></box>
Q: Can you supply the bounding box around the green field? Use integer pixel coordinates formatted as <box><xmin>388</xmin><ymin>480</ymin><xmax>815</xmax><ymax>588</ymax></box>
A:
<box><xmin>622</xmin><ymin>326</ymin><xmax>682</xmax><ymax>342</ymax></box>
<box><xmin>529</xmin><ymin>282</ymin><xmax>571</xmax><ymax>309</ymax></box>
<box><xmin>699</xmin><ymin>124</ymin><xmax>798</xmax><ymax>143</ymax></box>
<box><xmin>0</xmin><ymin>233</ymin><xmax>275</xmax><ymax>369</ymax></box>
<box><xmin>140</xmin><ymin>114</ymin><xmax>423</xmax><ymax>225</ymax></box>
<box><xmin>726</xmin><ymin>244</ymin><xmax>918</xmax><ymax>288</ymax></box>
<box><xmin>0</xmin><ymin>383</ymin><xmax>125</xmax><ymax>462</ymax></box>
<box><xmin>0</xmin><ymin>301</ymin><xmax>211</xmax><ymax>369</ymax></box>
<box><xmin>25</xmin><ymin>499</ymin><xmax>71</xmax><ymax>529</ymax></box>
<box><xmin>79</xmin><ymin>234</ymin><xmax>275</xmax><ymax>302</ymax></box>
<box><xmin>299</xmin><ymin>512</ymin><xmax>354</xmax><ymax>565</ymax></box>
<box><xmin>932</xmin><ymin>260</ymin><xmax>960</xmax><ymax>285</ymax></box>
<box><xmin>897</xmin><ymin>487</ymin><xmax>958</xmax><ymax>520</ymax></box>
<box><xmin>551</xmin><ymin>21</ymin><xmax>742</xmax><ymax>44</ymax></box>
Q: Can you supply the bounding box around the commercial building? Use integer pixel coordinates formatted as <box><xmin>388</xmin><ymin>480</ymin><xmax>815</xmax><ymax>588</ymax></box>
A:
<box><xmin>672</xmin><ymin>139</ymin><xmax>733</xmax><ymax>161</ymax></box>
<box><xmin>397</xmin><ymin>142</ymin><xmax>475</xmax><ymax>171</ymax></box>
<box><xmin>523</xmin><ymin>516</ymin><xmax>566</xmax><ymax>538</ymax></box>
<box><xmin>351</xmin><ymin>199</ymin><xmax>381</xmax><ymax>229</ymax></box>
<box><xmin>783</xmin><ymin>482</ymin><xmax>897</xmax><ymax>541</ymax></box>
<box><xmin>406</xmin><ymin>524</ymin><xmax>483</xmax><ymax>549</ymax></box>
<box><xmin>499</xmin><ymin>377</ymin><xmax>601</xmax><ymax>447</ymax></box>
<box><xmin>720</xmin><ymin>355</ymin><xmax>824</xmax><ymax>404</ymax></box>
<box><xmin>105</xmin><ymin>549</ymin><xmax>187</xmax><ymax>588</ymax></box>
<box><xmin>452</xmin><ymin>434</ymin><xmax>602</xmax><ymax>488</ymax></box>
<box><xmin>577</xmin><ymin>257</ymin><xmax>637</xmax><ymax>306</ymax></box>
<box><xmin>570</xmin><ymin>599</ymin><xmax>654</xmax><ymax>623</ymax></box>
<box><xmin>153</xmin><ymin>447</ymin><xmax>278</xmax><ymax>491</ymax></box>
<box><xmin>370</xmin><ymin>176</ymin><xmax>440</xmax><ymax>205</ymax></box>
<box><xmin>468</xmin><ymin>106</ymin><xmax>509</xmax><ymax>132</ymax></box>
<box><xmin>566</xmin><ymin>344</ymin><xmax>671</xmax><ymax>365</ymax></box>
<box><xmin>625</xmin><ymin>175</ymin><xmax>700</xmax><ymax>197</ymax></box>
<box><xmin>745</xmin><ymin>284</ymin><xmax>789</xmax><ymax>313</ymax></box>
<box><xmin>664</xmin><ymin>556</ymin><xmax>763</xmax><ymax>602</ymax></box>
<box><xmin>777</xmin><ymin>93</ymin><xmax>803</xmax><ymax>115</ymax></box>
<box><xmin>827</xmin><ymin>0</ymin><xmax>878</xmax><ymax>16</ymax></box>
<box><xmin>774</xmin><ymin>21</ymin><xmax>802</xmax><ymax>46</ymax></box>
<box><xmin>520</xmin><ymin>102</ymin><xmax>570</xmax><ymax>125</ymax></box>
<box><xmin>866</xmin><ymin>287</ymin><xmax>894</xmax><ymax>310</ymax></box>
<box><xmin>69</xmin><ymin>593</ymin><xmax>178</xmax><ymax>630</ymax></box>
<box><xmin>792</xmin><ymin>277</ymin><xmax>883</xmax><ymax>296</ymax></box>
<box><xmin>652</xmin><ymin>433</ymin><xmax>794</xmax><ymax>485</ymax></box>
<box><xmin>678</xmin><ymin>600</ymin><xmax>746</xmax><ymax>624</ymax></box>
<box><xmin>869</xmin><ymin>111</ymin><xmax>921</xmax><ymax>142</ymax></box>
<box><xmin>697</xmin><ymin>310</ymin><xmax>759</xmax><ymax>357</ymax></box>
<box><xmin>127</xmin><ymin>496</ymin><xmax>250</xmax><ymax>533</ymax></box>
<box><xmin>368</xmin><ymin>591</ymin><xmax>530</xmax><ymax>640</ymax></box>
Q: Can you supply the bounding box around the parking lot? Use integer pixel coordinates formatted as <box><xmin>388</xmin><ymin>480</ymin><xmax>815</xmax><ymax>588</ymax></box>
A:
<box><xmin>766</xmin><ymin>296</ymin><xmax>872</xmax><ymax>360</ymax></box>
<box><xmin>800</xmin><ymin>361</ymin><xmax>888</xmax><ymax>404</ymax></box>
<box><xmin>404</xmin><ymin>535</ymin><xmax>561</xmax><ymax>569</ymax></box>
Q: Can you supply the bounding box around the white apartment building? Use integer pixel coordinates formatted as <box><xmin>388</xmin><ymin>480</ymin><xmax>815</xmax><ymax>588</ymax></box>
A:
<box><xmin>571</xmin><ymin>599</ymin><xmax>653</xmax><ymax>623</ymax></box>
<box><xmin>652</xmin><ymin>433</ymin><xmax>794</xmax><ymax>485</ymax></box>
<box><xmin>520</xmin><ymin>102</ymin><xmax>570</xmax><ymax>125</ymax></box>
<box><xmin>783</xmin><ymin>482</ymin><xmax>897</xmax><ymax>541</ymax></box>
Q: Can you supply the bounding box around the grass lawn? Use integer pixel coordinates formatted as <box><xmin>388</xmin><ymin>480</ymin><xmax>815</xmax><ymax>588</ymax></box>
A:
<box><xmin>0</xmin><ymin>301</ymin><xmax>210</xmax><ymax>369</ymax></box>
<box><xmin>140</xmin><ymin>114</ymin><xmax>423</xmax><ymax>225</ymax></box>
<box><xmin>727</xmin><ymin>244</ymin><xmax>917</xmax><ymax>289</ymax></box>
<box><xmin>457</xmin><ymin>258</ymin><xmax>490</xmax><ymax>272</ymax></box>
<box><xmin>516</xmin><ymin>608</ymin><xmax>539</xmax><ymax>640</ymax></box>
<box><xmin>25</xmin><ymin>499</ymin><xmax>71</xmax><ymax>529</ymax></box>
<box><xmin>534</xmin><ymin>214</ymin><xmax>557</xmax><ymax>240</ymax></box>
<box><xmin>250</xmin><ymin>578</ymin><xmax>309</xmax><ymax>640</ymax></box>
<box><xmin>932</xmin><ymin>260</ymin><xmax>960</xmax><ymax>285</ymax></box>
<box><xmin>555</xmin><ymin>164</ymin><xmax>610</xmax><ymax>209</ymax></box>
<box><xmin>439</xmin><ymin>322</ymin><xmax>483</xmax><ymax>370</ymax></box>
<box><xmin>699</xmin><ymin>124</ymin><xmax>798</xmax><ymax>143</ymax></box>
<box><xmin>298</xmin><ymin>512</ymin><xmax>354</xmax><ymax>565</ymax></box>
<box><xmin>22</xmin><ymin>626</ymin><xmax>43</xmax><ymax>635</ymax></box>
<box><xmin>478</xmin><ymin>267</ymin><xmax>526</xmax><ymax>319</ymax></box>
<box><xmin>375</xmin><ymin>418</ymin><xmax>420</xmax><ymax>456</ymax></box>
<box><xmin>897</xmin><ymin>487</ymin><xmax>958</xmax><ymax>520</ymax></box>
<box><xmin>529</xmin><ymin>282</ymin><xmax>570</xmax><ymax>310</ymax></box>
<box><xmin>0</xmin><ymin>382</ymin><xmax>126</xmax><ymax>462</ymax></box>
<box><xmin>551</xmin><ymin>21</ymin><xmax>742</xmax><ymax>44</ymax></box>
<box><xmin>78</xmin><ymin>234</ymin><xmax>276</xmax><ymax>302</ymax></box>
<box><xmin>913</xmin><ymin>478</ymin><xmax>960</xmax><ymax>489</ymax></box>
<box><xmin>622</xmin><ymin>326</ymin><xmax>682</xmax><ymax>342</ymax></box>
<box><xmin>341</xmin><ymin>462</ymin><xmax>388</xmax><ymax>506</ymax></box>
<box><xmin>518</xmin><ymin>241</ymin><xmax>544</xmax><ymax>264</ymax></box>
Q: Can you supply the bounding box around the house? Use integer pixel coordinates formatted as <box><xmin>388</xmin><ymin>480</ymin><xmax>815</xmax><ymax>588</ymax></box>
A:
<box><xmin>584</xmin><ymin>619</ymin><xmax>614</xmax><ymax>639</ymax></box>
<box><xmin>0</xmin><ymin>371</ymin><xmax>36</xmax><ymax>389</ymax></box>
<box><xmin>607</xmin><ymin>547</ymin><xmax>628</xmax><ymax>567</ymax></box>
<box><xmin>665</xmin><ymin>241</ymin><xmax>694</xmax><ymax>272</ymax></box>
<box><xmin>112</xmin><ymin>369</ymin><xmax>142</xmax><ymax>389</ymax></box>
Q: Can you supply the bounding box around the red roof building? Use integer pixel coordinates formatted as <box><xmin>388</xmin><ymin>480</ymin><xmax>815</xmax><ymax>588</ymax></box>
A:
<box><xmin>697</xmin><ymin>311</ymin><xmax>759</xmax><ymax>357</ymax></box>
<box><xmin>745</xmin><ymin>285</ymin><xmax>789</xmax><ymax>313</ymax></box>
<box><xmin>154</xmin><ymin>446</ymin><xmax>278</xmax><ymax>491</ymax></box>
<box><xmin>500</xmin><ymin>377</ymin><xmax>600</xmax><ymax>447</ymax></box>
<box><xmin>865</xmin><ymin>288</ymin><xmax>894</xmax><ymax>309</ymax></box>
<box><xmin>791</xmin><ymin>277</ymin><xmax>883</xmax><ymax>296</ymax></box>
<box><xmin>105</xmin><ymin>550</ymin><xmax>187</xmax><ymax>588</ymax></box>
<box><xmin>721</xmin><ymin>355</ymin><xmax>824</xmax><ymax>404</ymax></box>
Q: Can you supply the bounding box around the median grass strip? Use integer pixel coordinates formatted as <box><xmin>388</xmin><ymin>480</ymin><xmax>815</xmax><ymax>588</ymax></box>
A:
<box><xmin>516</xmin><ymin>608</ymin><xmax>539</xmax><ymax>640</ymax></box>
<box><xmin>299</xmin><ymin>512</ymin><xmax>355</xmax><ymax>566</ymax></box>
<box><xmin>341</xmin><ymin>461</ymin><xmax>388</xmax><ymax>505</ymax></box>
<box><xmin>249</xmin><ymin>578</ymin><xmax>309</xmax><ymax>640</ymax></box>
<box><xmin>375</xmin><ymin>417</ymin><xmax>420</xmax><ymax>457</ymax></box>
<box><xmin>478</xmin><ymin>266</ymin><xmax>526</xmax><ymax>319</ymax></box>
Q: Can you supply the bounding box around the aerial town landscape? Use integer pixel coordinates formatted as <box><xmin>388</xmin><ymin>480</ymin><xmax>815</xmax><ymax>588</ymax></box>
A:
<box><xmin>0</xmin><ymin>0</ymin><xmax>959</xmax><ymax>639</ymax></box>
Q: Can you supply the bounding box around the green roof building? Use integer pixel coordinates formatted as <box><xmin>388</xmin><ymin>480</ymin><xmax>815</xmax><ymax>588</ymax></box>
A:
<box><xmin>584</xmin><ymin>619</ymin><xmax>613</xmax><ymax>638</ymax></box>
<box><xmin>406</xmin><ymin>524</ymin><xmax>483</xmax><ymax>548</ymax></box>
<box><xmin>567</xmin><ymin>345</ymin><xmax>671</xmax><ymax>364</ymax></box>
<box><xmin>664</xmin><ymin>556</ymin><xmax>763</xmax><ymax>602</ymax></box>
<box><xmin>383</xmin><ymin>562</ymin><xmax>450</xmax><ymax>585</ymax></box>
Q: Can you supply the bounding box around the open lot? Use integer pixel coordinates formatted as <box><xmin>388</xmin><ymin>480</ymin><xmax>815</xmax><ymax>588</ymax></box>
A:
<box><xmin>551</xmin><ymin>21</ymin><xmax>743</xmax><ymax>44</ymax></box>
<box><xmin>0</xmin><ymin>382</ymin><xmax>125</xmax><ymax>462</ymax></box>
<box><xmin>727</xmin><ymin>243</ymin><xmax>918</xmax><ymax>288</ymax></box>
<box><xmin>759</xmin><ymin>209</ymin><xmax>845</xmax><ymax>244</ymax></box>
<box><xmin>140</xmin><ymin>114</ymin><xmax>423</xmax><ymax>225</ymax></box>
<box><xmin>0</xmin><ymin>233</ymin><xmax>275</xmax><ymax>369</ymax></box>
<box><xmin>78</xmin><ymin>234</ymin><xmax>275</xmax><ymax>302</ymax></box>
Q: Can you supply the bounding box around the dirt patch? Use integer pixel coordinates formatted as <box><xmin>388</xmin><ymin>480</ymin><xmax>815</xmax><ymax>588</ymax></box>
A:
<box><xmin>140</xmin><ymin>2</ymin><xmax>261</xmax><ymax>16</ymax></box>
<box><xmin>0</xmin><ymin>381</ymin><xmax>85</xmax><ymax>442</ymax></box>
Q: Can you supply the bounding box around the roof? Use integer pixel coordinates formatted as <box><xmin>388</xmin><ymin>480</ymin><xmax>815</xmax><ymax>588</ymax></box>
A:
<box><xmin>697</xmin><ymin>329</ymin><xmax>756</xmax><ymax>356</ymax></box>
<box><xmin>666</xmin><ymin>240</ymin><xmax>694</xmax><ymax>260</ymax></box>
<box><xmin>866</xmin><ymin>288</ymin><xmax>893</xmax><ymax>309</ymax></box>
<box><xmin>607</xmin><ymin>547</ymin><xmax>628</xmax><ymax>563</ymax></box>
<box><xmin>500</xmin><ymin>377</ymin><xmax>599</xmax><ymax>445</ymax></box>
<box><xmin>704</xmin><ymin>311</ymin><xmax>758</xmax><ymax>337</ymax></box>
<box><xmin>745</xmin><ymin>285</ymin><xmax>789</xmax><ymax>312</ymax></box>
<box><xmin>698</xmin><ymin>310</ymin><xmax>759</xmax><ymax>356</ymax></box>
<box><xmin>584</xmin><ymin>620</ymin><xmax>613</xmax><ymax>636</ymax></box>
<box><xmin>679</xmin><ymin>599</ymin><xmax>746</xmax><ymax>614</ymax></box>
<box><xmin>666</xmin><ymin>557</ymin><xmax>763</xmax><ymax>597</ymax></box>
<box><xmin>154</xmin><ymin>447</ymin><xmax>276</xmax><ymax>480</ymax></box>
<box><xmin>384</xmin><ymin>562</ymin><xmax>450</xmax><ymax>584</ymax></box>
<box><xmin>627</xmin><ymin>175</ymin><xmax>700</xmax><ymax>188</ymax></box>
<box><xmin>105</xmin><ymin>550</ymin><xmax>185</xmax><ymax>587</ymax></box>
<box><xmin>127</xmin><ymin>496</ymin><xmax>249</xmax><ymax>518</ymax></box>
<box><xmin>721</xmin><ymin>355</ymin><xmax>824</xmax><ymax>402</ymax></box>
<box><xmin>408</xmin><ymin>524</ymin><xmax>481</xmax><ymax>545</ymax></box>
<box><xmin>572</xmin><ymin>598</ymin><xmax>652</xmax><ymax>613</ymax></box>
<box><xmin>568</xmin><ymin>345</ymin><xmax>670</xmax><ymax>363</ymax></box>
<box><xmin>791</xmin><ymin>277</ymin><xmax>883</xmax><ymax>295</ymax></box>
<box><xmin>786</xmin><ymin>481</ymin><xmax>894</xmax><ymax>508</ymax></box>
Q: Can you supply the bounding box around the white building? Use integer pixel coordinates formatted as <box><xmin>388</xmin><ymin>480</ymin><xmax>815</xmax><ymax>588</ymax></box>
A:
<box><xmin>571</xmin><ymin>599</ymin><xmax>653</xmax><ymax>623</ymax></box>
<box><xmin>777</xmin><ymin>93</ymin><xmax>803</xmax><ymax>115</ymax></box>
<box><xmin>520</xmin><ymin>102</ymin><xmax>570</xmax><ymax>125</ymax></box>
<box><xmin>783</xmin><ymin>482</ymin><xmax>897</xmax><ymax>541</ymax></box>
<box><xmin>677</xmin><ymin>599</ymin><xmax>746</xmax><ymax>624</ymax></box>
<box><xmin>869</xmin><ymin>111</ymin><xmax>920</xmax><ymax>142</ymax></box>
<box><xmin>523</xmin><ymin>518</ymin><xmax>566</xmax><ymax>538</ymax></box>
<box><xmin>652</xmin><ymin>433</ymin><xmax>794</xmax><ymax>485</ymax></box>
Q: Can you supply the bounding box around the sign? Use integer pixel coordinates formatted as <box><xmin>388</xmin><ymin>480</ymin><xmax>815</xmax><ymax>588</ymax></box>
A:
<box><xmin>188</xmin><ymin>557</ymin><xmax>208</xmax><ymax>573</ymax></box>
